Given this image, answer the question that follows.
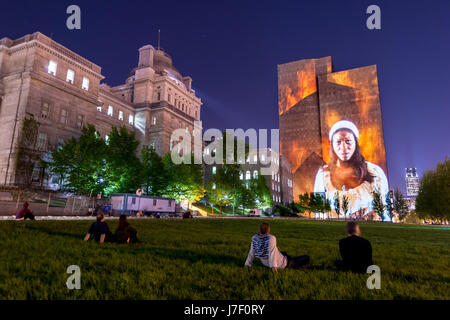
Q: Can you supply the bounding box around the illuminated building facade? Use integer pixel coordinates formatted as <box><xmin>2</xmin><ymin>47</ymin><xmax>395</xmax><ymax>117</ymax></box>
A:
<box><xmin>278</xmin><ymin>57</ymin><xmax>389</xmax><ymax>218</ymax></box>
<box><xmin>0</xmin><ymin>32</ymin><xmax>202</xmax><ymax>188</ymax></box>
<box><xmin>405</xmin><ymin>168</ymin><xmax>420</xmax><ymax>197</ymax></box>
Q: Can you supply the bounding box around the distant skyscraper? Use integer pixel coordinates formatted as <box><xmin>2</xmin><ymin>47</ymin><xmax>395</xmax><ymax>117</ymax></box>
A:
<box><xmin>405</xmin><ymin>168</ymin><xmax>420</xmax><ymax>197</ymax></box>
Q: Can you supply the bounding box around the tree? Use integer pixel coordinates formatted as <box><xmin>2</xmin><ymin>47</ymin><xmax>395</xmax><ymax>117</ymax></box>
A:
<box><xmin>104</xmin><ymin>126</ymin><xmax>142</xmax><ymax>194</ymax></box>
<box><xmin>141</xmin><ymin>145</ymin><xmax>168</xmax><ymax>196</ymax></box>
<box><xmin>385</xmin><ymin>191</ymin><xmax>394</xmax><ymax>222</ymax></box>
<box><xmin>15</xmin><ymin>117</ymin><xmax>41</xmax><ymax>187</ymax></box>
<box><xmin>342</xmin><ymin>194</ymin><xmax>349</xmax><ymax>220</ymax></box>
<box><xmin>47</xmin><ymin>125</ymin><xmax>107</xmax><ymax>195</ymax></box>
<box><xmin>333</xmin><ymin>191</ymin><xmax>341</xmax><ymax>219</ymax></box>
<box><xmin>251</xmin><ymin>174</ymin><xmax>273</xmax><ymax>210</ymax></box>
<box><xmin>163</xmin><ymin>153</ymin><xmax>205</xmax><ymax>205</ymax></box>
<box><xmin>206</xmin><ymin>165</ymin><xmax>235</xmax><ymax>214</ymax></box>
<box><xmin>372</xmin><ymin>189</ymin><xmax>385</xmax><ymax>222</ymax></box>
<box><xmin>393</xmin><ymin>189</ymin><xmax>409</xmax><ymax>222</ymax></box>
<box><xmin>298</xmin><ymin>192</ymin><xmax>312</xmax><ymax>218</ymax></box>
<box><xmin>235</xmin><ymin>183</ymin><xmax>256</xmax><ymax>215</ymax></box>
<box><xmin>416</xmin><ymin>157</ymin><xmax>450</xmax><ymax>222</ymax></box>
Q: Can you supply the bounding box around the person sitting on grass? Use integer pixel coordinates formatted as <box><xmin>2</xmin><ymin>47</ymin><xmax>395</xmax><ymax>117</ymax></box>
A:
<box><xmin>115</xmin><ymin>214</ymin><xmax>139</xmax><ymax>244</ymax></box>
<box><xmin>84</xmin><ymin>213</ymin><xmax>116</xmax><ymax>243</ymax></box>
<box><xmin>244</xmin><ymin>222</ymin><xmax>310</xmax><ymax>273</ymax></box>
<box><xmin>15</xmin><ymin>202</ymin><xmax>35</xmax><ymax>220</ymax></box>
<box><xmin>335</xmin><ymin>221</ymin><xmax>373</xmax><ymax>273</ymax></box>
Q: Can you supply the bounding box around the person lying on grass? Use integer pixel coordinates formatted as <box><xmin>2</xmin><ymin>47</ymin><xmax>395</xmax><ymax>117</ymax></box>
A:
<box><xmin>115</xmin><ymin>214</ymin><xmax>139</xmax><ymax>244</ymax></box>
<box><xmin>335</xmin><ymin>221</ymin><xmax>373</xmax><ymax>273</ymax></box>
<box><xmin>244</xmin><ymin>222</ymin><xmax>310</xmax><ymax>273</ymax></box>
<box><xmin>84</xmin><ymin>213</ymin><xmax>116</xmax><ymax>243</ymax></box>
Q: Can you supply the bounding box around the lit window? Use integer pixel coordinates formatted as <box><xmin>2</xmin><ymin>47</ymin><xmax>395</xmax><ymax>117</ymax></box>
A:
<box><xmin>205</xmin><ymin>148</ymin><xmax>210</xmax><ymax>155</ymax></box>
<box><xmin>128</xmin><ymin>114</ymin><xmax>134</xmax><ymax>125</ymax></box>
<box><xmin>105</xmin><ymin>135</ymin><xmax>109</xmax><ymax>145</ymax></box>
<box><xmin>186</xmin><ymin>127</ymin><xmax>189</xmax><ymax>133</ymax></box>
<box><xmin>97</xmin><ymin>106</ymin><xmax>102</xmax><ymax>112</ymax></box>
<box><xmin>66</xmin><ymin>69</ymin><xmax>74</xmax><ymax>84</ymax></box>
<box><xmin>118</xmin><ymin>110</ymin><xmax>123</xmax><ymax>121</ymax></box>
<box><xmin>40</xmin><ymin>102</ymin><xmax>50</xmax><ymax>118</ymax></box>
<box><xmin>37</xmin><ymin>133</ymin><xmax>47</xmax><ymax>151</ymax></box>
<box><xmin>253</xmin><ymin>154</ymin><xmax>257</xmax><ymax>162</ymax></box>
<box><xmin>82</xmin><ymin>77</ymin><xmax>89</xmax><ymax>90</ymax></box>
<box><xmin>76</xmin><ymin>114</ymin><xmax>84</xmax><ymax>129</ymax></box>
<box><xmin>212</xmin><ymin>166</ymin><xmax>216</xmax><ymax>174</ymax></box>
<box><xmin>60</xmin><ymin>109</ymin><xmax>68</xmax><ymax>124</ymax></box>
<box><xmin>212</xmin><ymin>183</ymin><xmax>216</xmax><ymax>190</ymax></box>
<box><xmin>48</xmin><ymin>60</ymin><xmax>57</xmax><ymax>75</ymax></box>
<box><xmin>253</xmin><ymin>170</ymin><xmax>258</xmax><ymax>179</ymax></box>
<box><xmin>107</xmin><ymin>105</ymin><xmax>113</xmax><ymax>116</ymax></box>
<box><xmin>245</xmin><ymin>171</ymin><xmax>250</xmax><ymax>180</ymax></box>
<box><xmin>57</xmin><ymin>138</ymin><xmax>64</xmax><ymax>150</ymax></box>
<box><xmin>239</xmin><ymin>172</ymin><xmax>243</xmax><ymax>180</ymax></box>
<box><xmin>152</xmin><ymin>117</ymin><xmax>156</xmax><ymax>125</ymax></box>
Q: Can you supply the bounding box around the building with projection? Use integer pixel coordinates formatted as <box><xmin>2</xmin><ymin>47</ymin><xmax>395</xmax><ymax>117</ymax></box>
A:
<box><xmin>0</xmin><ymin>32</ymin><xmax>202</xmax><ymax>188</ymax></box>
<box><xmin>278</xmin><ymin>57</ymin><xmax>389</xmax><ymax>219</ymax></box>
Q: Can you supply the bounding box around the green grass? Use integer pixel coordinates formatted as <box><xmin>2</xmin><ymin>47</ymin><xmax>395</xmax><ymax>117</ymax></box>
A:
<box><xmin>0</xmin><ymin>219</ymin><xmax>448</xmax><ymax>299</ymax></box>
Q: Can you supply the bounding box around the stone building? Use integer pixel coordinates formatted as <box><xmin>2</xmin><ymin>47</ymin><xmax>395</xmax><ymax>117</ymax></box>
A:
<box><xmin>0</xmin><ymin>32</ymin><xmax>202</xmax><ymax>188</ymax></box>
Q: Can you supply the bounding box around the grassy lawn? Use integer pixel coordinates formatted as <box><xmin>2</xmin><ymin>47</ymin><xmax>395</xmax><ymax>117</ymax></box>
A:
<box><xmin>0</xmin><ymin>218</ymin><xmax>448</xmax><ymax>299</ymax></box>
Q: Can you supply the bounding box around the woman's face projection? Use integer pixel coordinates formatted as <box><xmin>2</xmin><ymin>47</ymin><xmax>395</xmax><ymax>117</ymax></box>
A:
<box><xmin>332</xmin><ymin>130</ymin><xmax>356</xmax><ymax>162</ymax></box>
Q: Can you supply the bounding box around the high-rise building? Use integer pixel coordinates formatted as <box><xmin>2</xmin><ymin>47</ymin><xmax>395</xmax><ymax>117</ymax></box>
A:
<box><xmin>405</xmin><ymin>168</ymin><xmax>420</xmax><ymax>197</ymax></box>
<box><xmin>278</xmin><ymin>57</ymin><xmax>389</xmax><ymax>219</ymax></box>
<box><xmin>0</xmin><ymin>32</ymin><xmax>202</xmax><ymax>188</ymax></box>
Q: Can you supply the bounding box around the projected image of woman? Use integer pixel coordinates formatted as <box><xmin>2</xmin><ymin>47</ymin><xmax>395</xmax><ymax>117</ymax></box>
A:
<box><xmin>314</xmin><ymin>120</ymin><xmax>388</xmax><ymax>217</ymax></box>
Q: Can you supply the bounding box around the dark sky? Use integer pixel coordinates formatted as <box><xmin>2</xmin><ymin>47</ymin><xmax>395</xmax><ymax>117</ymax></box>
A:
<box><xmin>1</xmin><ymin>0</ymin><xmax>449</xmax><ymax>192</ymax></box>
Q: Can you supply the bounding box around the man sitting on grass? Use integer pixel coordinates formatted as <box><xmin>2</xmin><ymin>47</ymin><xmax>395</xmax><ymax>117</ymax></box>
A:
<box><xmin>335</xmin><ymin>221</ymin><xmax>373</xmax><ymax>273</ymax></box>
<box><xmin>84</xmin><ymin>213</ymin><xmax>116</xmax><ymax>243</ymax></box>
<box><xmin>244</xmin><ymin>222</ymin><xmax>310</xmax><ymax>273</ymax></box>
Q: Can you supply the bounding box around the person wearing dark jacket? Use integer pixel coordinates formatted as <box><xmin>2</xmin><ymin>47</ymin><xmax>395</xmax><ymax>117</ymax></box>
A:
<box><xmin>335</xmin><ymin>221</ymin><xmax>373</xmax><ymax>273</ymax></box>
<box><xmin>84</xmin><ymin>213</ymin><xmax>115</xmax><ymax>243</ymax></box>
<box><xmin>15</xmin><ymin>202</ymin><xmax>35</xmax><ymax>220</ymax></box>
<box><xmin>115</xmin><ymin>214</ymin><xmax>139</xmax><ymax>244</ymax></box>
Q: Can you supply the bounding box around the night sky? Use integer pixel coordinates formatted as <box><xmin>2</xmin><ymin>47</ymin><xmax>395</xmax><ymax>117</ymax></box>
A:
<box><xmin>1</xmin><ymin>0</ymin><xmax>449</xmax><ymax>192</ymax></box>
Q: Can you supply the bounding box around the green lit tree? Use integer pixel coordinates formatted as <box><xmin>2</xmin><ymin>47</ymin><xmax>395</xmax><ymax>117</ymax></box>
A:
<box><xmin>342</xmin><ymin>194</ymin><xmax>349</xmax><ymax>220</ymax></box>
<box><xmin>372</xmin><ymin>189</ymin><xmax>385</xmax><ymax>222</ymax></box>
<box><xmin>141</xmin><ymin>145</ymin><xmax>168</xmax><ymax>196</ymax></box>
<box><xmin>333</xmin><ymin>191</ymin><xmax>341</xmax><ymax>219</ymax></box>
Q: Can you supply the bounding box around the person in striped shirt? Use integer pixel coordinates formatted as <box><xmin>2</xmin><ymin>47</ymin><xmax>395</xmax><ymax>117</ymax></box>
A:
<box><xmin>244</xmin><ymin>222</ymin><xmax>310</xmax><ymax>272</ymax></box>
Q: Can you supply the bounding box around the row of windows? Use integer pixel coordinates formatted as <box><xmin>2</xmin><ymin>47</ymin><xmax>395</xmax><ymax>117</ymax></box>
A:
<box><xmin>40</xmin><ymin>102</ymin><xmax>85</xmax><ymax>128</ymax></box>
<box><xmin>35</xmin><ymin>132</ymin><xmax>65</xmax><ymax>152</ymax></box>
<box><xmin>48</xmin><ymin>60</ymin><xmax>90</xmax><ymax>91</ymax></box>
<box><xmin>157</xmin><ymin>90</ymin><xmax>199</xmax><ymax>118</ymax></box>
<box><xmin>273</xmin><ymin>195</ymin><xmax>281</xmax><ymax>203</ymax></box>
<box><xmin>97</xmin><ymin>105</ymin><xmax>134</xmax><ymax>125</ymax></box>
<box><xmin>272</xmin><ymin>183</ymin><xmax>280</xmax><ymax>193</ymax></box>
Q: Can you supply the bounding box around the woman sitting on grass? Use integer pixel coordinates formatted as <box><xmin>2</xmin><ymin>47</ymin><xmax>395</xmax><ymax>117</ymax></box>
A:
<box><xmin>115</xmin><ymin>214</ymin><xmax>139</xmax><ymax>244</ymax></box>
<box><xmin>244</xmin><ymin>222</ymin><xmax>310</xmax><ymax>272</ymax></box>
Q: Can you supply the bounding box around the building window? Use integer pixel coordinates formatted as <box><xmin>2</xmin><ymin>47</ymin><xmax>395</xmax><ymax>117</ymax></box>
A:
<box><xmin>157</xmin><ymin>92</ymin><xmax>161</xmax><ymax>101</ymax></box>
<box><xmin>76</xmin><ymin>114</ymin><xmax>84</xmax><ymax>129</ymax></box>
<box><xmin>239</xmin><ymin>172</ymin><xmax>243</xmax><ymax>180</ymax></box>
<box><xmin>31</xmin><ymin>165</ymin><xmax>41</xmax><ymax>182</ymax></box>
<box><xmin>47</xmin><ymin>60</ymin><xmax>57</xmax><ymax>76</ymax></box>
<box><xmin>57</xmin><ymin>138</ymin><xmax>64</xmax><ymax>150</ymax></box>
<box><xmin>212</xmin><ymin>183</ymin><xmax>216</xmax><ymax>190</ymax></box>
<box><xmin>81</xmin><ymin>77</ymin><xmax>89</xmax><ymax>91</ymax></box>
<box><xmin>107</xmin><ymin>105</ymin><xmax>113</xmax><ymax>116</ymax></box>
<box><xmin>261</xmin><ymin>154</ymin><xmax>266</xmax><ymax>161</ymax></box>
<box><xmin>40</xmin><ymin>102</ymin><xmax>50</xmax><ymax>118</ymax></box>
<box><xmin>118</xmin><ymin>110</ymin><xmax>123</xmax><ymax>121</ymax></box>
<box><xmin>66</xmin><ymin>69</ymin><xmax>74</xmax><ymax>84</ymax></box>
<box><xmin>37</xmin><ymin>133</ymin><xmax>47</xmax><ymax>151</ymax></box>
<box><xmin>245</xmin><ymin>171</ymin><xmax>251</xmax><ymax>180</ymax></box>
<box><xmin>253</xmin><ymin>170</ymin><xmax>258</xmax><ymax>179</ymax></box>
<box><xmin>128</xmin><ymin>114</ymin><xmax>134</xmax><ymax>125</ymax></box>
<box><xmin>105</xmin><ymin>135</ymin><xmax>110</xmax><ymax>145</ymax></box>
<box><xmin>60</xmin><ymin>109</ymin><xmax>68</xmax><ymax>124</ymax></box>
<box><xmin>152</xmin><ymin>116</ymin><xmax>156</xmax><ymax>125</ymax></box>
<box><xmin>153</xmin><ymin>199</ymin><xmax>157</xmax><ymax>206</ymax></box>
<box><xmin>212</xmin><ymin>166</ymin><xmax>216</xmax><ymax>174</ymax></box>
<box><xmin>131</xmin><ymin>197</ymin><xmax>136</xmax><ymax>205</ymax></box>
<box><xmin>168</xmin><ymin>94</ymin><xmax>171</xmax><ymax>102</ymax></box>
<box><xmin>97</xmin><ymin>106</ymin><xmax>102</xmax><ymax>112</ymax></box>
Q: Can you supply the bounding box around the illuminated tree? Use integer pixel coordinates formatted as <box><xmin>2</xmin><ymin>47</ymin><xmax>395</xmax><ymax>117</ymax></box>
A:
<box><xmin>141</xmin><ymin>145</ymin><xmax>168</xmax><ymax>196</ymax></box>
<box><xmin>372</xmin><ymin>189</ymin><xmax>385</xmax><ymax>222</ymax></box>
<box><xmin>385</xmin><ymin>191</ymin><xmax>394</xmax><ymax>222</ymax></box>
<box><xmin>333</xmin><ymin>191</ymin><xmax>341</xmax><ymax>219</ymax></box>
<box><xmin>342</xmin><ymin>194</ymin><xmax>349</xmax><ymax>220</ymax></box>
<box><xmin>393</xmin><ymin>189</ymin><xmax>409</xmax><ymax>222</ymax></box>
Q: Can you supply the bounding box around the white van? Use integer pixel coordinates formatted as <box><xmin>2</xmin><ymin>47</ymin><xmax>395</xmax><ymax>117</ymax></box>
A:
<box><xmin>248</xmin><ymin>208</ymin><xmax>262</xmax><ymax>217</ymax></box>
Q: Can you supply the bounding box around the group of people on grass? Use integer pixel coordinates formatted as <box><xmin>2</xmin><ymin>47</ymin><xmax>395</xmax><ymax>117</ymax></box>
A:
<box><xmin>245</xmin><ymin>221</ymin><xmax>373</xmax><ymax>273</ymax></box>
<box><xmin>84</xmin><ymin>213</ymin><xmax>139</xmax><ymax>244</ymax></box>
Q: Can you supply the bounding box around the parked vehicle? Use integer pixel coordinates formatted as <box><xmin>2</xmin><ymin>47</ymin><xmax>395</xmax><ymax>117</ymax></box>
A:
<box><xmin>110</xmin><ymin>194</ymin><xmax>175</xmax><ymax>216</ymax></box>
<box><xmin>248</xmin><ymin>208</ymin><xmax>262</xmax><ymax>217</ymax></box>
